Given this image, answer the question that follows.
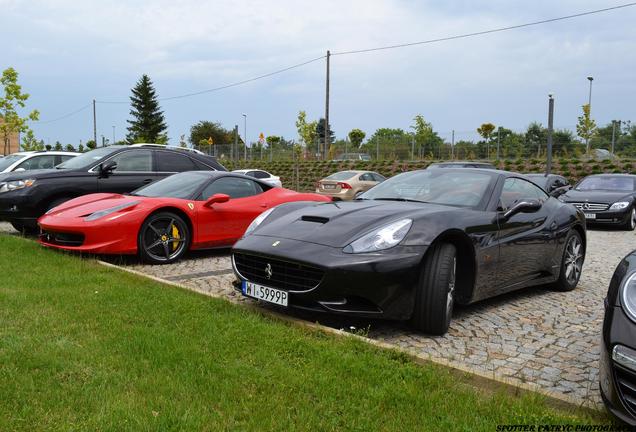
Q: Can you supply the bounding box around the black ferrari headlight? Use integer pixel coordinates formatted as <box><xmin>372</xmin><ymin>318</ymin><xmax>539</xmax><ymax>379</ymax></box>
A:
<box><xmin>343</xmin><ymin>218</ymin><xmax>412</xmax><ymax>254</ymax></box>
<box><xmin>620</xmin><ymin>271</ymin><xmax>636</xmax><ymax>323</ymax></box>
<box><xmin>244</xmin><ymin>207</ymin><xmax>275</xmax><ymax>236</ymax></box>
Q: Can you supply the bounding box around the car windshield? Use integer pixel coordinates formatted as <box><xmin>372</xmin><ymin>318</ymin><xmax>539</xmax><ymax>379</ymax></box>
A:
<box><xmin>0</xmin><ymin>154</ymin><xmax>25</xmax><ymax>171</ymax></box>
<box><xmin>326</xmin><ymin>171</ymin><xmax>357</xmax><ymax>181</ymax></box>
<box><xmin>575</xmin><ymin>176</ymin><xmax>634</xmax><ymax>192</ymax></box>
<box><xmin>360</xmin><ymin>170</ymin><xmax>493</xmax><ymax>207</ymax></box>
<box><xmin>131</xmin><ymin>172</ymin><xmax>210</xmax><ymax>199</ymax></box>
<box><xmin>56</xmin><ymin>147</ymin><xmax>120</xmax><ymax>169</ymax></box>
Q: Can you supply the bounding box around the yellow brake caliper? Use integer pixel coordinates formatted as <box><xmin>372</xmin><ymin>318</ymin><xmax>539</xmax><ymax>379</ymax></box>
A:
<box><xmin>171</xmin><ymin>225</ymin><xmax>180</xmax><ymax>251</ymax></box>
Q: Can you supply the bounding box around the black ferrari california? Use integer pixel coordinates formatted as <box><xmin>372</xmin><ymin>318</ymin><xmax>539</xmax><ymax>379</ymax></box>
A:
<box><xmin>559</xmin><ymin>174</ymin><xmax>636</xmax><ymax>230</ymax></box>
<box><xmin>601</xmin><ymin>250</ymin><xmax>636</xmax><ymax>426</ymax></box>
<box><xmin>231</xmin><ymin>169</ymin><xmax>586</xmax><ymax>334</ymax></box>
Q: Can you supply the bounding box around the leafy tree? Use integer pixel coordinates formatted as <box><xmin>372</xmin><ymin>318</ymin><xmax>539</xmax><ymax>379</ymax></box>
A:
<box><xmin>54</xmin><ymin>141</ymin><xmax>63</xmax><ymax>151</ymax></box>
<box><xmin>66</xmin><ymin>144</ymin><xmax>75</xmax><ymax>152</ymax></box>
<box><xmin>189</xmin><ymin>121</ymin><xmax>233</xmax><ymax>154</ymax></box>
<box><xmin>525</xmin><ymin>122</ymin><xmax>547</xmax><ymax>158</ymax></box>
<box><xmin>0</xmin><ymin>67</ymin><xmax>39</xmax><ymax>155</ymax></box>
<box><xmin>477</xmin><ymin>123</ymin><xmax>496</xmax><ymax>159</ymax></box>
<box><xmin>78</xmin><ymin>143</ymin><xmax>85</xmax><ymax>152</ymax></box>
<box><xmin>126</xmin><ymin>74</ymin><xmax>168</xmax><ymax>144</ymax></box>
<box><xmin>411</xmin><ymin>115</ymin><xmax>443</xmax><ymax>159</ymax></box>
<box><xmin>21</xmin><ymin>129</ymin><xmax>42</xmax><ymax>151</ymax></box>
<box><xmin>86</xmin><ymin>140</ymin><xmax>96</xmax><ymax>150</ymax></box>
<box><xmin>179</xmin><ymin>134</ymin><xmax>187</xmax><ymax>148</ymax></box>
<box><xmin>45</xmin><ymin>144</ymin><xmax>52</xmax><ymax>151</ymax></box>
<box><xmin>347</xmin><ymin>129</ymin><xmax>365</xmax><ymax>148</ymax></box>
<box><xmin>576</xmin><ymin>104</ymin><xmax>596</xmax><ymax>155</ymax></box>
<box><xmin>363</xmin><ymin>128</ymin><xmax>410</xmax><ymax>159</ymax></box>
<box><xmin>295</xmin><ymin>111</ymin><xmax>318</xmax><ymax>157</ymax></box>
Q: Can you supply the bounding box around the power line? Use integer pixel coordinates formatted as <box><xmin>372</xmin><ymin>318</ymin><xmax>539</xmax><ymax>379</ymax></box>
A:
<box><xmin>96</xmin><ymin>55</ymin><xmax>327</xmax><ymax>104</ymax></box>
<box><xmin>332</xmin><ymin>2</ymin><xmax>636</xmax><ymax>56</ymax></box>
<box><xmin>32</xmin><ymin>103</ymin><xmax>92</xmax><ymax>124</ymax></box>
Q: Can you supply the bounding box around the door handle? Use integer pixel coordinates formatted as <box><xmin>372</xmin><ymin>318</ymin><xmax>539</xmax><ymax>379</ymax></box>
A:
<box><xmin>260</xmin><ymin>203</ymin><xmax>268</xmax><ymax>208</ymax></box>
<box><xmin>143</xmin><ymin>179</ymin><xmax>153</xmax><ymax>184</ymax></box>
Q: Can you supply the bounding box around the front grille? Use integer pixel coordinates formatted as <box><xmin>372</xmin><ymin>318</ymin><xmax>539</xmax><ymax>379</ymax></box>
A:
<box><xmin>614</xmin><ymin>364</ymin><xmax>636</xmax><ymax>415</ymax></box>
<box><xmin>569</xmin><ymin>202</ymin><xmax>609</xmax><ymax>212</ymax></box>
<box><xmin>233</xmin><ymin>252</ymin><xmax>324</xmax><ymax>291</ymax></box>
<box><xmin>40</xmin><ymin>230</ymin><xmax>84</xmax><ymax>247</ymax></box>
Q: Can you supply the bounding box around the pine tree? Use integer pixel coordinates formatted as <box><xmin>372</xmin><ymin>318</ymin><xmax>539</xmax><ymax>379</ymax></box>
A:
<box><xmin>126</xmin><ymin>75</ymin><xmax>168</xmax><ymax>144</ymax></box>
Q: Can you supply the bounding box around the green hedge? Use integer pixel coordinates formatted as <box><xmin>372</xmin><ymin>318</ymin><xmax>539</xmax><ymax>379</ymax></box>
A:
<box><xmin>222</xmin><ymin>159</ymin><xmax>636</xmax><ymax>192</ymax></box>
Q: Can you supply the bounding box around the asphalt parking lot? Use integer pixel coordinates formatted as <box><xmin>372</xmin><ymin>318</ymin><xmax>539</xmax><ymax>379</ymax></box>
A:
<box><xmin>3</xmin><ymin>222</ymin><xmax>634</xmax><ymax>407</ymax></box>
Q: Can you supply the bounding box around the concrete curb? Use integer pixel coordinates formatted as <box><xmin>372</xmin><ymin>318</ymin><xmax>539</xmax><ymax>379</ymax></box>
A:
<box><xmin>98</xmin><ymin>259</ymin><xmax>603</xmax><ymax>416</ymax></box>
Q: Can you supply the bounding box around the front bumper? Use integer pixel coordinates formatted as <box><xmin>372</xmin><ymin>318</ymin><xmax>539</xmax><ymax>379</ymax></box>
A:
<box><xmin>583</xmin><ymin>208</ymin><xmax>631</xmax><ymax>226</ymax></box>
<box><xmin>0</xmin><ymin>191</ymin><xmax>39</xmax><ymax>224</ymax></box>
<box><xmin>231</xmin><ymin>235</ymin><xmax>426</xmax><ymax>320</ymax></box>
<box><xmin>38</xmin><ymin>213</ymin><xmax>140</xmax><ymax>255</ymax></box>
<box><xmin>600</xmin><ymin>304</ymin><xmax>636</xmax><ymax>426</ymax></box>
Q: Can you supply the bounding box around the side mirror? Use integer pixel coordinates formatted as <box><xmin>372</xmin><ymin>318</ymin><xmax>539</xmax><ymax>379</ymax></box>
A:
<box><xmin>498</xmin><ymin>199</ymin><xmax>543</xmax><ymax>222</ymax></box>
<box><xmin>204</xmin><ymin>193</ymin><xmax>230</xmax><ymax>207</ymax></box>
<box><xmin>549</xmin><ymin>185</ymin><xmax>570</xmax><ymax>198</ymax></box>
<box><xmin>98</xmin><ymin>161</ymin><xmax>117</xmax><ymax>178</ymax></box>
<box><xmin>14</xmin><ymin>168</ymin><xmax>25</xmax><ymax>172</ymax></box>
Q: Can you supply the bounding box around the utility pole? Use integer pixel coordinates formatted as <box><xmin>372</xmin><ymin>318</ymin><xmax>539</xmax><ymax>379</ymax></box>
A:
<box><xmin>587</xmin><ymin>76</ymin><xmax>594</xmax><ymax>154</ymax></box>
<box><xmin>92</xmin><ymin>99</ymin><xmax>97</xmax><ymax>146</ymax></box>
<box><xmin>610</xmin><ymin>120</ymin><xmax>620</xmax><ymax>156</ymax></box>
<box><xmin>324</xmin><ymin>50</ymin><xmax>330</xmax><ymax>160</ymax></box>
<box><xmin>112</xmin><ymin>125</ymin><xmax>116</xmax><ymax>146</ymax></box>
<box><xmin>411</xmin><ymin>135</ymin><xmax>415</xmax><ymax>160</ymax></box>
<box><xmin>451</xmin><ymin>130</ymin><xmax>455</xmax><ymax>159</ymax></box>
<box><xmin>242</xmin><ymin>114</ymin><xmax>247</xmax><ymax>160</ymax></box>
<box><xmin>376</xmin><ymin>135</ymin><xmax>379</xmax><ymax>160</ymax></box>
<box><xmin>546</xmin><ymin>94</ymin><xmax>554</xmax><ymax>175</ymax></box>
<box><xmin>233</xmin><ymin>125</ymin><xmax>239</xmax><ymax>161</ymax></box>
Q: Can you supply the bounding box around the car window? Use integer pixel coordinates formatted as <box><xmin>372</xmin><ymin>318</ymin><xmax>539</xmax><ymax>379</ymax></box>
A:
<box><xmin>15</xmin><ymin>155</ymin><xmax>57</xmax><ymax>170</ymax></box>
<box><xmin>0</xmin><ymin>154</ymin><xmax>24</xmax><ymax>171</ymax></box>
<box><xmin>500</xmin><ymin>178</ymin><xmax>549</xmax><ymax>210</ymax></box>
<box><xmin>576</xmin><ymin>176</ymin><xmax>635</xmax><ymax>192</ymax></box>
<box><xmin>59</xmin><ymin>155</ymin><xmax>75</xmax><ymax>163</ymax></box>
<box><xmin>326</xmin><ymin>171</ymin><xmax>357</xmax><ymax>181</ymax></box>
<box><xmin>199</xmin><ymin>177</ymin><xmax>264</xmax><ymax>200</ymax></box>
<box><xmin>252</xmin><ymin>170</ymin><xmax>270</xmax><ymax>179</ymax></box>
<box><xmin>359</xmin><ymin>173</ymin><xmax>374</xmax><ymax>181</ymax></box>
<box><xmin>133</xmin><ymin>172</ymin><xmax>210</xmax><ymax>199</ymax></box>
<box><xmin>155</xmin><ymin>151</ymin><xmax>197</xmax><ymax>172</ymax></box>
<box><xmin>372</xmin><ymin>173</ymin><xmax>386</xmax><ymax>182</ymax></box>
<box><xmin>109</xmin><ymin>150</ymin><xmax>153</xmax><ymax>172</ymax></box>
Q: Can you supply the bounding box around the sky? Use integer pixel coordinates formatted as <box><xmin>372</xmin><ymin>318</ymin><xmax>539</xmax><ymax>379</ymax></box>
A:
<box><xmin>2</xmin><ymin>0</ymin><xmax>635</xmax><ymax>146</ymax></box>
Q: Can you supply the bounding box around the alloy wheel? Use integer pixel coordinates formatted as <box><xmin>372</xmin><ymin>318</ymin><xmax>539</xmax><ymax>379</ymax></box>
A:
<box><xmin>446</xmin><ymin>257</ymin><xmax>456</xmax><ymax>315</ymax></box>
<box><xmin>564</xmin><ymin>235</ymin><xmax>583</xmax><ymax>285</ymax></box>
<box><xmin>142</xmin><ymin>217</ymin><xmax>187</xmax><ymax>262</ymax></box>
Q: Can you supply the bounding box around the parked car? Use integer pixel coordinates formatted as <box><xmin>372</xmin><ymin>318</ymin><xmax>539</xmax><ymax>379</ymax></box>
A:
<box><xmin>524</xmin><ymin>173</ymin><xmax>571</xmax><ymax>196</ymax></box>
<box><xmin>333</xmin><ymin>153</ymin><xmax>372</xmax><ymax>161</ymax></box>
<box><xmin>38</xmin><ymin>171</ymin><xmax>330</xmax><ymax>264</ymax></box>
<box><xmin>0</xmin><ymin>145</ymin><xmax>226</xmax><ymax>233</ymax></box>
<box><xmin>0</xmin><ymin>151</ymin><xmax>80</xmax><ymax>173</ymax></box>
<box><xmin>427</xmin><ymin>161</ymin><xmax>496</xmax><ymax>169</ymax></box>
<box><xmin>316</xmin><ymin>170</ymin><xmax>385</xmax><ymax>200</ymax></box>
<box><xmin>559</xmin><ymin>174</ymin><xmax>636</xmax><ymax>230</ymax></box>
<box><xmin>232</xmin><ymin>169</ymin><xmax>282</xmax><ymax>187</ymax></box>
<box><xmin>600</xmin><ymin>250</ymin><xmax>636</xmax><ymax>426</ymax></box>
<box><xmin>232</xmin><ymin>168</ymin><xmax>586</xmax><ymax>335</ymax></box>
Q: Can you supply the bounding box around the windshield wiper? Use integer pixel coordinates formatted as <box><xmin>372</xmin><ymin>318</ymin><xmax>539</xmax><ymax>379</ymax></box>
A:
<box><xmin>372</xmin><ymin>197</ymin><xmax>429</xmax><ymax>203</ymax></box>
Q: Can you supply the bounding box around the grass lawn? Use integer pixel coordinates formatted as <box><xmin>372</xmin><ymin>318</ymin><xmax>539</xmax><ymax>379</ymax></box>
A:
<box><xmin>0</xmin><ymin>234</ymin><xmax>607</xmax><ymax>431</ymax></box>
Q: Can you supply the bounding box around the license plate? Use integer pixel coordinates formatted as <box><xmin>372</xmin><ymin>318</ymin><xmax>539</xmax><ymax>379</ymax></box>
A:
<box><xmin>584</xmin><ymin>213</ymin><xmax>596</xmax><ymax>219</ymax></box>
<box><xmin>323</xmin><ymin>184</ymin><xmax>336</xmax><ymax>189</ymax></box>
<box><xmin>241</xmin><ymin>280</ymin><xmax>288</xmax><ymax>306</ymax></box>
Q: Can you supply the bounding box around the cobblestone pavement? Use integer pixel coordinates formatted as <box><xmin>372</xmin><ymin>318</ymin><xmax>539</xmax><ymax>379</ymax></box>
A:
<box><xmin>2</xmin><ymin>221</ymin><xmax>633</xmax><ymax>406</ymax></box>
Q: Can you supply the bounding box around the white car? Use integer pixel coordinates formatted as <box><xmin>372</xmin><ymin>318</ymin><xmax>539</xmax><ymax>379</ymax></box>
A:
<box><xmin>232</xmin><ymin>169</ymin><xmax>282</xmax><ymax>187</ymax></box>
<box><xmin>0</xmin><ymin>151</ymin><xmax>80</xmax><ymax>173</ymax></box>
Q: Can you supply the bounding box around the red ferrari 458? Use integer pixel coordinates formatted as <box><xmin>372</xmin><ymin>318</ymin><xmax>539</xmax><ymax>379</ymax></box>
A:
<box><xmin>38</xmin><ymin>171</ymin><xmax>331</xmax><ymax>263</ymax></box>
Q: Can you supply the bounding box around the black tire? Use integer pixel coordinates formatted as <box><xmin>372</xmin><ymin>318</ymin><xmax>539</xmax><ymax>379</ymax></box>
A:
<box><xmin>10</xmin><ymin>221</ymin><xmax>38</xmax><ymax>235</ymax></box>
<box><xmin>410</xmin><ymin>243</ymin><xmax>457</xmax><ymax>335</ymax></box>
<box><xmin>622</xmin><ymin>207</ymin><xmax>636</xmax><ymax>231</ymax></box>
<box><xmin>138</xmin><ymin>212</ymin><xmax>190</xmax><ymax>264</ymax></box>
<box><xmin>553</xmin><ymin>229</ymin><xmax>584</xmax><ymax>292</ymax></box>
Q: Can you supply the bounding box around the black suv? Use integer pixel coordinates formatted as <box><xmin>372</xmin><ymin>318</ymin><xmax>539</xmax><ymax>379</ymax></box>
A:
<box><xmin>0</xmin><ymin>144</ymin><xmax>226</xmax><ymax>232</ymax></box>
